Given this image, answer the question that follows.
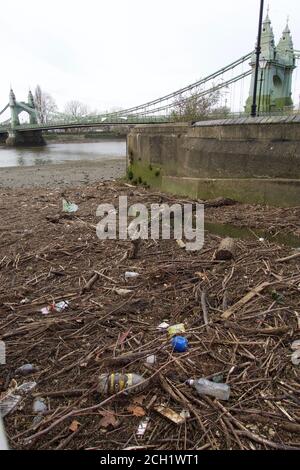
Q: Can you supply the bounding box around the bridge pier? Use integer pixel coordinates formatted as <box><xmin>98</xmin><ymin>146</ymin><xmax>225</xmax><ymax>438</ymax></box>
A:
<box><xmin>6</xmin><ymin>130</ymin><xmax>46</xmax><ymax>147</ymax></box>
<box><xmin>0</xmin><ymin>132</ymin><xmax>8</xmax><ymax>144</ymax></box>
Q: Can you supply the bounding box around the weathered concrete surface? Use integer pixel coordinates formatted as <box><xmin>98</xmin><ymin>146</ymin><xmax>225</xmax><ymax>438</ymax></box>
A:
<box><xmin>127</xmin><ymin>118</ymin><xmax>300</xmax><ymax>206</ymax></box>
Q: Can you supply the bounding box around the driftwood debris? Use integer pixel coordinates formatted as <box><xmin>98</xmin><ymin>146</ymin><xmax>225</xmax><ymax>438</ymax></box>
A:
<box><xmin>127</xmin><ymin>239</ymin><xmax>141</xmax><ymax>259</ymax></box>
<box><xmin>221</xmin><ymin>282</ymin><xmax>271</xmax><ymax>320</ymax></box>
<box><xmin>1</xmin><ymin>181</ymin><xmax>300</xmax><ymax>451</ymax></box>
<box><xmin>81</xmin><ymin>271</ymin><xmax>99</xmax><ymax>294</ymax></box>
<box><xmin>276</xmin><ymin>252</ymin><xmax>300</xmax><ymax>263</ymax></box>
<box><xmin>204</xmin><ymin>197</ymin><xmax>237</xmax><ymax>208</ymax></box>
<box><xmin>215</xmin><ymin>237</ymin><xmax>236</xmax><ymax>261</ymax></box>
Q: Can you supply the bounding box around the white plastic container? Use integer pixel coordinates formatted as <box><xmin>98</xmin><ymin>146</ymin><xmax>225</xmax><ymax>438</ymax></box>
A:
<box><xmin>188</xmin><ymin>378</ymin><xmax>231</xmax><ymax>401</ymax></box>
<box><xmin>125</xmin><ymin>272</ymin><xmax>140</xmax><ymax>281</ymax></box>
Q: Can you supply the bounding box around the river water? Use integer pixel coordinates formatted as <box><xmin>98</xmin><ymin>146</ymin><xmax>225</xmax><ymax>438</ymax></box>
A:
<box><xmin>0</xmin><ymin>140</ymin><xmax>126</xmax><ymax>168</ymax></box>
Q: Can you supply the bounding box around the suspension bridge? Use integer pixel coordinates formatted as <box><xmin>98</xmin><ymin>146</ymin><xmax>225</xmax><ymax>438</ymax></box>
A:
<box><xmin>0</xmin><ymin>14</ymin><xmax>299</xmax><ymax>145</ymax></box>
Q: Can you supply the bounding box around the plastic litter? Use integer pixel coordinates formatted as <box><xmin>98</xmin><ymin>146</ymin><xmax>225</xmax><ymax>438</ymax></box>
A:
<box><xmin>180</xmin><ymin>409</ymin><xmax>191</xmax><ymax>419</ymax></box>
<box><xmin>62</xmin><ymin>199</ymin><xmax>78</xmax><ymax>213</ymax></box>
<box><xmin>136</xmin><ymin>417</ymin><xmax>150</xmax><ymax>438</ymax></box>
<box><xmin>0</xmin><ymin>341</ymin><xmax>5</xmax><ymax>365</ymax></box>
<box><xmin>167</xmin><ymin>323</ymin><xmax>186</xmax><ymax>338</ymax></box>
<box><xmin>188</xmin><ymin>378</ymin><xmax>231</xmax><ymax>401</ymax></box>
<box><xmin>0</xmin><ymin>417</ymin><xmax>8</xmax><ymax>450</ymax></box>
<box><xmin>32</xmin><ymin>415</ymin><xmax>43</xmax><ymax>427</ymax></box>
<box><xmin>125</xmin><ymin>272</ymin><xmax>140</xmax><ymax>281</ymax></box>
<box><xmin>154</xmin><ymin>405</ymin><xmax>186</xmax><ymax>425</ymax></box>
<box><xmin>97</xmin><ymin>373</ymin><xmax>146</xmax><ymax>396</ymax></box>
<box><xmin>171</xmin><ymin>336</ymin><xmax>189</xmax><ymax>353</ymax></box>
<box><xmin>157</xmin><ymin>322</ymin><xmax>169</xmax><ymax>330</ymax></box>
<box><xmin>0</xmin><ymin>382</ymin><xmax>37</xmax><ymax>418</ymax></box>
<box><xmin>55</xmin><ymin>301</ymin><xmax>70</xmax><ymax>313</ymax></box>
<box><xmin>41</xmin><ymin>300</ymin><xmax>69</xmax><ymax>315</ymax></box>
<box><xmin>145</xmin><ymin>355</ymin><xmax>156</xmax><ymax>365</ymax></box>
<box><xmin>291</xmin><ymin>340</ymin><xmax>300</xmax><ymax>350</ymax></box>
<box><xmin>15</xmin><ymin>364</ymin><xmax>38</xmax><ymax>376</ymax></box>
<box><xmin>115</xmin><ymin>288</ymin><xmax>133</xmax><ymax>296</ymax></box>
<box><xmin>33</xmin><ymin>398</ymin><xmax>47</xmax><ymax>414</ymax></box>
<box><xmin>291</xmin><ymin>349</ymin><xmax>300</xmax><ymax>366</ymax></box>
<box><xmin>176</xmin><ymin>240</ymin><xmax>186</xmax><ymax>249</ymax></box>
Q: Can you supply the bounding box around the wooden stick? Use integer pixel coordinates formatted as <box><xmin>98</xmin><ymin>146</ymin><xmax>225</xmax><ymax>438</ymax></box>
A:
<box><xmin>221</xmin><ymin>282</ymin><xmax>271</xmax><ymax>320</ymax></box>
<box><xmin>81</xmin><ymin>272</ymin><xmax>99</xmax><ymax>294</ymax></box>
<box><xmin>276</xmin><ymin>252</ymin><xmax>300</xmax><ymax>263</ymax></box>
<box><xmin>201</xmin><ymin>291</ymin><xmax>209</xmax><ymax>326</ymax></box>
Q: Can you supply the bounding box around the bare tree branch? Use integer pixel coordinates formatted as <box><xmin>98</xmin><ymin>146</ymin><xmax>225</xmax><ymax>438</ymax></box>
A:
<box><xmin>34</xmin><ymin>85</ymin><xmax>57</xmax><ymax>124</ymax></box>
<box><xmin>64</xmin><ymin>100</ymin><xmax>89</xmax><ymax>119</ymax></box>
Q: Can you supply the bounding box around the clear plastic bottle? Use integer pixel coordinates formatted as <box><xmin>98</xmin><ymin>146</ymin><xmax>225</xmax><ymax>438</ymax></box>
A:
<box><xmin>98</xmin><ymin>373</ymin><xmax>146</xmax><ymax>396</ymax></box>
<box><xmin>188</xmin><ymin>378</ymin><xmax>231</xmax><ymax>401</ymax></box>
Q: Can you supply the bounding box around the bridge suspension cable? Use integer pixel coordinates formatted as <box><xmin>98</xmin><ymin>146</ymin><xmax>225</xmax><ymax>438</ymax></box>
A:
<box><xmin>126</xmin><ymin>70</ymin><xmax>252</xmax><ymax>117</ymax></box>
<box><xmin>0</xmin><ymin>104</ymin><xmax>9</xmax><ymax>116</ymax></box>
<box><xmin>107</xmin><ymin>52</ymin><xmax>252</xmax><ymax>117</ymax></box>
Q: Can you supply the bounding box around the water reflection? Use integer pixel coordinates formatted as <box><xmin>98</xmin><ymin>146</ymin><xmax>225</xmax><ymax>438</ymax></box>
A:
<box><xmin>0</xmin><ymin>141</ymin><xmax>126</xmax><ymax>168</ymax></box>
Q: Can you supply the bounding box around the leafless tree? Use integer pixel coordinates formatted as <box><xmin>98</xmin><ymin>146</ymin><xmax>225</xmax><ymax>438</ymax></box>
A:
<box><xmin>64</xmin><ymin>100</ymin><xmax>89</xmax><ymax>119</ymax></box>
<box><xmin>34</xmin><ymin>85</ymin><xmax>57</xmax><ymax>124</ymax></box>
<box><xmin>170</xmin><ymin>85</ymin><xmax>221</xmax><ymax>122</ymax></box>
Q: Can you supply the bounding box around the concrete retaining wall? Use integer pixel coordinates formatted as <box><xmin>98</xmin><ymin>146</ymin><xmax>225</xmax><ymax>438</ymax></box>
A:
<box><xmin>127</xmin><ymin>117</ymin><xmax>300</xmax><ymax>206</ymax></box>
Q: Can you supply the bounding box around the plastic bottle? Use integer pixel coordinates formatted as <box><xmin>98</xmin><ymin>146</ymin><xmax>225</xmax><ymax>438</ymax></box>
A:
<box><xmin>188</xmin><ymin>378</ymin><xmax>231</xmax><ymax>401</ymax></box>
<box><xmin>98</xmin><ymin>373</ymin><xmax>146</xmax><ymax>396</ymax></box>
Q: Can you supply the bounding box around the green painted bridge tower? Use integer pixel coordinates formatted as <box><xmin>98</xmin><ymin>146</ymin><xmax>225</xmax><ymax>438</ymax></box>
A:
<box><xmin>6</xmin><ymin>89</ymin><xmax>45</xmax><ymax>146</ymax></box>
<box><xmin>246</xmin><ymin>14</ymin><xmax>296</xmax><ymax>113</ymax></box>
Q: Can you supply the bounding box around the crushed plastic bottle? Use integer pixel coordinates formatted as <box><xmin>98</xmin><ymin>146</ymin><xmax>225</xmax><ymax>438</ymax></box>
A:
<box><xmin>188</xmin><ymin>378</ymin><xmax>231</xmax><ymax>401</ymax></box>
<box><xmin>97</xmin><ymin>373</ymin><xmax>146</xmax><ymax>396</ymax></box>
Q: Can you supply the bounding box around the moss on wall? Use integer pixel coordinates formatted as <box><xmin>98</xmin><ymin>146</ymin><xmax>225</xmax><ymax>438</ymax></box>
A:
<box><xmin>127</xmin><ymin>161</ymin><xmax>162</xmax><ymax>189</ymax></box>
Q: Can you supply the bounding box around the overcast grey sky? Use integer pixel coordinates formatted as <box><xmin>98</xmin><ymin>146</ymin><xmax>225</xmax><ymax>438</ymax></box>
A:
<box><xmin>1</xmin><ymin>0</ymin><xmax>300</xmax><ymax>112</ymax></box>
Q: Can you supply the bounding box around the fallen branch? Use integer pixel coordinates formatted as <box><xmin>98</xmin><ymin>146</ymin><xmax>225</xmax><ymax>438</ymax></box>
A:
<box><xmin>276</xmin><ymin>252</ymin><xmax>300</xmax><ymax>263</ymax></box>
<box><xmin>221</xmin><ymin>282</ymin><xmax>271</xmax><ymax>320</ymax></box>
<box><xmin>81</xmin><ymin>272</ymin><xmax>99</xmax><ymax>294</ymax></box>
<box><xmin>200</xmin><ymin>291</ymin><xmax>209</xmax><ymax>326</ymax></box>
<box><xmin>225</xmin><ymin>322</ymin><xmax>290</xmax><ymax>336</ymax></box>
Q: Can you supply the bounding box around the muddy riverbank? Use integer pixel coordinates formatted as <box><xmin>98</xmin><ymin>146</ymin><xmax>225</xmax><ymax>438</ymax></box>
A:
<box><xmin>0</xmin><ymin>159</ymin><xmax>126</xmax><ymax>188</ymax></box>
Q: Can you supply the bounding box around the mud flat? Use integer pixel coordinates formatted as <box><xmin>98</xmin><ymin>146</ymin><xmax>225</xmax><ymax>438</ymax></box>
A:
<box><xmin>0</xmin><ymin>158</ymin><xmax>126</xmax><ymax>188</ymax></box>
